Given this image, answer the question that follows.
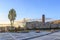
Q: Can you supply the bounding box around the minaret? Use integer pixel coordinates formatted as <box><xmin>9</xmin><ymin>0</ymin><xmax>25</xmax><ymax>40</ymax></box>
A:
<box><xmin>42</xmin><ymin>14</ymin><xmax>45</xmax><ymax>24</ymax></box>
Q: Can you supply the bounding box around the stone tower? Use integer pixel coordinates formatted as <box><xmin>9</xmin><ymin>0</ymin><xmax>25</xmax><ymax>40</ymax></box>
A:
<box><xmin>42</xmin><ymin>14</ymin><xmax>45</xmax><ymax>28</ymax></box>
<box><xmin>42</xmin><ymin>14</ymin><xmax>45</xmax><ymax>24</ymax></box>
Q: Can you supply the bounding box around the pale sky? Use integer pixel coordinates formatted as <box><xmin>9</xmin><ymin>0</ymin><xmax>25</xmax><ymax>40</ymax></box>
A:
<box><xmin>0</xmin><ymin>0</ymin><xmax>60</xmax><ymax>23</ymax></box>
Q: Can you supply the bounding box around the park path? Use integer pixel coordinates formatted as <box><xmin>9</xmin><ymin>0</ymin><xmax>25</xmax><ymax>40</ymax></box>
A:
<box><xmin>28</xmin><ymin>30</ymin><xmax>60</xmax><ymax>40</ymax></box>
<box><xmin>0</xmin><ymin>31</ymin><xmax>59</xmax><ymax>40</ymax></box>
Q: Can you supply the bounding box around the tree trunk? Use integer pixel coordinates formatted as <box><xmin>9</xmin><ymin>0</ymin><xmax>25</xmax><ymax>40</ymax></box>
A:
<box><xmin>11</xmin><ymin>21</ymin><xmax>13</xmax><ymax>27</ymax></box>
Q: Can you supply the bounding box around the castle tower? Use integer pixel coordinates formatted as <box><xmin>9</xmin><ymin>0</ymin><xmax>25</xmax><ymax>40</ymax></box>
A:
<box><xmin>42</xmin><ymin>14</ymin><xmax>45</xmax><ymax>24</ymax></box>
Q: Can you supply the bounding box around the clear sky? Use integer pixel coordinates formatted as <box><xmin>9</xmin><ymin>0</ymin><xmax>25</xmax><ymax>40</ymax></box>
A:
<box><xmin>0</xmin><ymin>0</ymin><xmax>60</xmax><ymax>23</ymax></box>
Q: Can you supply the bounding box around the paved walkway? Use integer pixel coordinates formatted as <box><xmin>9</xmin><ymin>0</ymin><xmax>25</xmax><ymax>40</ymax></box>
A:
<box><xmin>29</xmin><ymin>31</ymin><xmax>60</xmax><ymax>40</ymax></box>
<box><xmin>0</xmin><ymin>31</ymin><xmax>50</xmax><ymax>40</ymax></box>
<box><xmin>0</xmin><ymin>31</ymin><xmax>59</xmax><ymax>40</ymax></box>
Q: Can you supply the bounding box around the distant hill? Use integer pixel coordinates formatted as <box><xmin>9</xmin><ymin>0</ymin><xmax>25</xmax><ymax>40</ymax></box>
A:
<box><xmin>51</xmin><ymin>20</ymin><xmax>60</xmax><ymax>24</ymax></box>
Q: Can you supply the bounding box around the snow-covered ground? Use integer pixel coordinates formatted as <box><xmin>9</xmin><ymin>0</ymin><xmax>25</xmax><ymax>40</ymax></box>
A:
<box><xmin>0</xmin><ymin>31</ymin><xmax>50</xmax><ymax>40</ymax></box>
